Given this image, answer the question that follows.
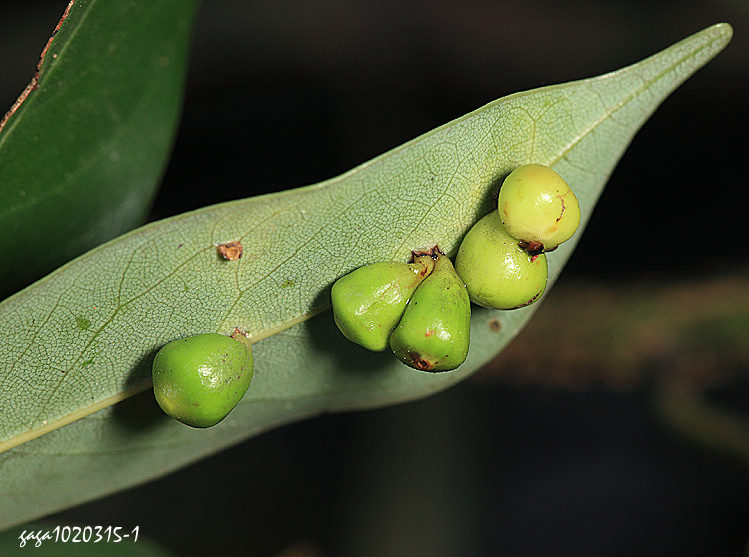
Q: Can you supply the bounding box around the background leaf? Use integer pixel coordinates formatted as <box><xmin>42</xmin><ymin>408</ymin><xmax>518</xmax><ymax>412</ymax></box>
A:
<box><xmin>0</xmin><ymin>0</ymin><xmax>199</xmax><ymax>298</ymax></box>
<box><xmin>0</xmin><ymin>23</ymin><xmax>732</xmax><ymax>529</ymax></box>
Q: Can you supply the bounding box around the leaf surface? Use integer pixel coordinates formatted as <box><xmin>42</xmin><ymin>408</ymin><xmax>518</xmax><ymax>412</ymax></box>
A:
<box><xmin>0</xmin><ymin>0</ymin><xmax>199</xmax><ymax>297</ymax></box>
<box><xmin>0</xmin><ymin>24</ymin><xmax>732</xmax><ymax>529</ymax></box>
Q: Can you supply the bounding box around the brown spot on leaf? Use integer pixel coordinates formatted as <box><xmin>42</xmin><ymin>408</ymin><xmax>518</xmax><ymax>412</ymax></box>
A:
<box><xmin>217</xmin><ymin>241</ymin><xmax>243</xmax><ymax>261</ymax></box>
<box><xmin>489</xmin><ymin>319</ymin><xmax>502</xmax><ymax>332</ymax></box>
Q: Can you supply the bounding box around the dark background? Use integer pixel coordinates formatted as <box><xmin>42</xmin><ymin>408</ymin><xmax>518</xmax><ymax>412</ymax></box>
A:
<box><xmin>2</xmin><ymin>1</ymin><xmax>749</xmax><ymax>556</ymax></box>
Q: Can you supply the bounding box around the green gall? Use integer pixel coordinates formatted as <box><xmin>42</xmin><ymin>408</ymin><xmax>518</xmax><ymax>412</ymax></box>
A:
<box><xmin>152</xmin><ymin>332</ymin><xmax>254</xmax><ymax>428</ymax></box>
<box><xmin>455</xmin><ymin>211</ymin><xmax>547</xmax><ymax>310</ymax></box>
<box><xmin>389</xmin><ymin>250</ymin><xmax>471</xmax><ymax>372</ymax></box>
<box><xmin>497</xmin><ymin>163</ymin><xmax>581</xmax><ymax>251</ymax></box>
<box><xmin>332</xmin><ymin>254</ymin><xmax>434</xmax><ymax>351</ymax></box>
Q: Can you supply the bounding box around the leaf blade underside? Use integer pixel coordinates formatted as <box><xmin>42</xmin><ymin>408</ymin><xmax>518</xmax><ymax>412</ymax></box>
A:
<box><xmin>0</xmin><ymin>23</ymin><xmax>732</xmax><ymax>529</ymax></box>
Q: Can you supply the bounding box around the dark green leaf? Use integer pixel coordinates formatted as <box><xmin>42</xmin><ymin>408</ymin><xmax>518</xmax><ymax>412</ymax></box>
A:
<box><xmin>0</xmin><ymin>0</ymin><xmax>199</xmax><ymax>297</ymax></box>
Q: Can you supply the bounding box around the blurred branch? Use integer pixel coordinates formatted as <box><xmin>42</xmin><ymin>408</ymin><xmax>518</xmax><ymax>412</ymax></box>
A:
<box><xmin>475</xmin><ymin>269</ymin><xmax>749</xmax><ymax>463</ymax></box>
<box><xmin>476</xmin><ymin>270</ymin><xmax>749</xmax><ymax>389</ymax></box>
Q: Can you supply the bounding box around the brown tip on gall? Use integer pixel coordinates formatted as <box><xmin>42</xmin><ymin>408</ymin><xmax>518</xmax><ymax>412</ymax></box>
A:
<box><xmin>230</xmin><ymin>327</ymin><xmax>248</xmax><ymax>339</ymax></box>
<box><xmin>412</xmin><ymin>244</ymin><xmax>443</xmax><ymax>260</ymax></box>
<box><xmin>518</xmin><ymin>240</ymin><xmax>544</xmax><ymax>257</ymax></box>
<box><xmin>217</xmin><ymin>241</ymin><xmax>243</xmax><ymax>261</ymax></box>
<box><xmin>408</xmin><ymin>351</ymin><xmax>433</xmax><ymax>371</ymax></box>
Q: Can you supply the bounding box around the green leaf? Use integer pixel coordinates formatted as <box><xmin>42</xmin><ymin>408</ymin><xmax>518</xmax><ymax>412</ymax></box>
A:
<box><xmin>0</xmin><ymin>23</ymin><xmax>732</xmax><ymax>529</ymax></box>
<box><xmin>0</xmin><ymin>0</ymin><xmax>199</xmax><ymax>298</ymax></box>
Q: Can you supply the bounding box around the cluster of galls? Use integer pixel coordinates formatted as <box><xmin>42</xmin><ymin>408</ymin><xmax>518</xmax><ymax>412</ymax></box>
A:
<box><xmin>332</xmin><ymin>163</ymin><xmax>581</xmax><ymax>372</ymax></box>
<box><xmin>332</xmin><ymin>247</ymin><xmax>471</xmax><ymax>372</ymax></box>
<box><xmin>457</xmin><ymin>163</ymin><xmax>581</xmax><ymax>309</ymax></box>
<box><xmin>149</xmin><ymin>163</ymin><xmax>581</xmax><ymax>428</ymax></box>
